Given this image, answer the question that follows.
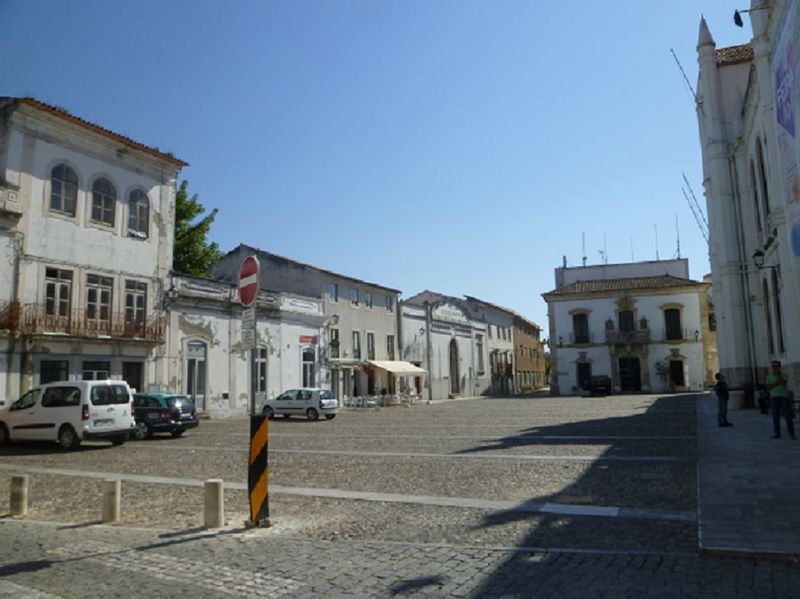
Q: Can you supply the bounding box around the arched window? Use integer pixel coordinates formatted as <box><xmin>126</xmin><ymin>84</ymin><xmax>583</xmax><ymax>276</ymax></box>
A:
<box><xmin>91</xmin><ymin>178</ymin><xmax>116</xmax><ymax>226</ymax></box>
<box><xmin>50</xmin><ymin>164</ymin><xmax>78</xmax><ymax>216</ymax></box>
<box><xmin>749</xmin><ymin>160</ymin><xmax>762</xmax><ymax>233</ymax></box>
<box><xmin>756</xmin><ymin>139</ymin><xmax>770</xmax><ymax>224</ymax></box>
<box><xmin>128</xmin><ymin>189</ymin><xmax>149</xmax><ymax>237</ymax></box>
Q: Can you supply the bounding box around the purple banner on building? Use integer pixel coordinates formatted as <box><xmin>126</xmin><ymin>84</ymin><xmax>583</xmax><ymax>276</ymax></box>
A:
<box><xmin>772</xmin><ymin>0</ymin><xmax>800</xmax><ymax>260</ymax></box>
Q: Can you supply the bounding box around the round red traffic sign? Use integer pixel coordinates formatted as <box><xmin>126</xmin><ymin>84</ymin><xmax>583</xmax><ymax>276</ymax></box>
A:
<box><xmin>238</xmin><ymin>255</ymin><xmax>260</xmax><ymax>307</ymax></box>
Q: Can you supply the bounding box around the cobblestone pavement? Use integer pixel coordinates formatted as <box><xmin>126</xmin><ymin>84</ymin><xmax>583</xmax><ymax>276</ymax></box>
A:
<box><xmin>1</xmin><ymin>393</ymin><xmax>799</xmax><ymax>597</ymax></box>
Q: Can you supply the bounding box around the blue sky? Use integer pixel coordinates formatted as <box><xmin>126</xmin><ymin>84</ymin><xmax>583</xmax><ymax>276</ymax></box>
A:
<box><xmin>1</xmin><ymin>1</ymin><xmax>750</xmax><ymax>333</ymax></box>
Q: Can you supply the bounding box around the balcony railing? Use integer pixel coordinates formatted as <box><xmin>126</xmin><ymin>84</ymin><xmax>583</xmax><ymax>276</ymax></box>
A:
<box><xmin>605</xmin><ymin>329</ymin><xmax>651</xmax><ymax>344</ymax></box>
<box><xmin>568</xmin><ymin>332</ymin><xmax>593</xmax><ymax>344</ymax></box>
<box><xmin>17</xmin><ymin>303</ymin><xmax>165</xmax><ymax>342</ymax></box>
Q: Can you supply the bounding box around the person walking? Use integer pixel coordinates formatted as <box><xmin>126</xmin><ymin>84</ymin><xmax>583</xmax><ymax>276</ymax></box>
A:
<box><xmin>766</xmin><ymin>360</ymin><xmax>795</xmax><ymax>439</ymax></box>
<box><xmin>713</xmin><ymin>373</ymin><xmax>732</xmax><ymax>427</ymax></box>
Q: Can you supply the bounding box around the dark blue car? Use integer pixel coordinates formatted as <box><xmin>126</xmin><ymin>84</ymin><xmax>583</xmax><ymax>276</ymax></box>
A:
<box><xmin>131</xmin><ymin>393</ymin><xmax>199</xmax><ymax>440</ymax></box>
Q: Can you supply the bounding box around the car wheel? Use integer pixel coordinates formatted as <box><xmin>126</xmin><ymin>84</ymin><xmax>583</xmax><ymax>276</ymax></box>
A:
<box><xmin>324</xmin><ymin>414</ymin><xmax>336</xmax><ymax>420</ymax></box>
<box><xmin>58</xmin><ymin>425</ymin><xmax>80</xmax><ymax>451</ymax></box>
<box><xmin>171</xmin><ymin>430</ymin><xmax>184</xmax><ymax>438</ymax></box>
<box><xmin>0</xmin><ymin>423</ymin><xmax>9</xmax><ymax>446</ymax></box>
<box><xmin>306</xmin><ymin>408</ymin><xmax>319</xmax><ymax>421</ymax></box>
<box><xmin>263</xmin><ymin>406</ymin><xmax>274</xmax><ymax>419</ymax></box>
<box><xmin>110</xmin><ymin>433</ymin><xmax>127</xmax><ymax>446</ymax></box>
<box><xmin>133</xmin><ymin>421</ymin><xmax>151</xmax><ymax>441</ymax></box>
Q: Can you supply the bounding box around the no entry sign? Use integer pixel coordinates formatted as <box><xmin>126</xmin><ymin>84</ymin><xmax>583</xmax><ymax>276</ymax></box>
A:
<box><xmin>238</xmin><ymin>255</ymin><xmax>260</xmax><ymax>307</ymax></box>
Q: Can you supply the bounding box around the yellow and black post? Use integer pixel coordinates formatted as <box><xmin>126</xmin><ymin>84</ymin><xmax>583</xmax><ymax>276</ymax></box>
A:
<box><xmin>248</xmin><ymin>413</ymin><xmax>270</xmax><ymax>526</ymax></box>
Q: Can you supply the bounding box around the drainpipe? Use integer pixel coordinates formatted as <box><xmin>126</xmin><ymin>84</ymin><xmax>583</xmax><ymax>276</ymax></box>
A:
<box><xmin>424</xmin><ymin>301</ymin><xmax>433</xmax><ymax>403</ymax></box>
<box><xmin>728</xmin><ymin>152</ymin><xmax>758</xmax><ymax>388</ymax></box>
<box><xmin>4</xmin><ymin>229</ymin><xmax>24</xmax><ymax>399</ymax></box>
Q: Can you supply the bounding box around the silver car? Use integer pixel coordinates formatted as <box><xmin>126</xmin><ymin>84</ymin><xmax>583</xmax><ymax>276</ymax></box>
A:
<box><xmin>262</xmin><ymin>388</ymin><xmax>338</xmax><ymax>421</ymax></box>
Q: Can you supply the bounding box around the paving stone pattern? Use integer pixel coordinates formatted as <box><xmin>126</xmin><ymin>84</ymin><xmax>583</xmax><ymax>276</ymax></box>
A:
<box><xmin>0</xmin><ymin>393</ymin><xmax>799</xmax><ymax>597</ymax></box>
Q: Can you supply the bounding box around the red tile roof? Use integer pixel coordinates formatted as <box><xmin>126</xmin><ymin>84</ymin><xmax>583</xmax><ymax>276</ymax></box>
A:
<box><xmin>715</xmin><ymin>44</ymin><xmax>753</xmax><ymax>66</ymax></box>
<box><xmin>4</xmin><ymin>97</ymin><xmax>188</xmax><ymax>167</ymax></box>
<box><xmin>543</xmin><ymin>275</ymin><xmax>706</xmax><ymax>298</ymax></box>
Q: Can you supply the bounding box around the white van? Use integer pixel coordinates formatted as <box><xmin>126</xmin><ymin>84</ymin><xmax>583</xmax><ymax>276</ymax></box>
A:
<box><xmin>0</xmin><ymin>380</ymin><xmax>135</xmax><ymax>450</ymax></box>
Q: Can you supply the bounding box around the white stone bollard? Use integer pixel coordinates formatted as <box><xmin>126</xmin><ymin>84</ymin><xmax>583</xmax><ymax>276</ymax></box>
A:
<box><xmin>10</xmin><ymin>475</ymin><xmax>29</xmax><ymax>516</ymax></box>
<box><xmin>102</xmin><ymin>479</ymin><xmax>121</xmax><ymax>523</ymax></box>
<box><xmin>204</xmin><ymin>479</ymin><xmax>224</xmax><ymax>528</ymax></box>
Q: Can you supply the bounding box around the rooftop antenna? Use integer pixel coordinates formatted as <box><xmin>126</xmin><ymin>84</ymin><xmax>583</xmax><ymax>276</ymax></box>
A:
<box><xmin>654</xmin><ymin>225</ymin><xmax>660</xmax><ymax>260</ymax></box>
<box><xmin>670</xmin><ymin>48</ymin><xmax>703</xmax><ymax>116</ymax></box>
<box><xmin>675</xmin><ymin>214</ymin><xmax>681</xmax><ymax>259</ymax></box>
<box><xmin>598</xmin><ymin>234</ymin><xmax>608</xmax><ymax>265</ymax></box>
<box><xmin>581</xmin><ymin>232</ymin><xmax>587</xmax><ymax>267</ymax></box>
<box><xmin>630</xmin><ymin>237</ymin><xmax>634</xmax><ymax>262</ymax></box>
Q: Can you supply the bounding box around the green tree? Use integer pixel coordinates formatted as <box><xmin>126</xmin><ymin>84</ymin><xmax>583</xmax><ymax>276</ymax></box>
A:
<box><xmin>173</xmin><ymin>180</ymin><xmax>223</xmax><ymax>278</ymax></box>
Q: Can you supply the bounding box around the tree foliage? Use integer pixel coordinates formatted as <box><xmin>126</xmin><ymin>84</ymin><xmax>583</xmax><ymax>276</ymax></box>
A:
<box><xmin>173</xmin><ymin>180</ymin><xmax>223</xmax><ymax>278</ymax></box>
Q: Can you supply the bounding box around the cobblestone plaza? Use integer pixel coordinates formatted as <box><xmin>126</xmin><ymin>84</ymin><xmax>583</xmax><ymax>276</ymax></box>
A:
<box><xmin>1</xmin><ymin>394</ymin><xmax>799</xmax><ymax>597</ymax></box>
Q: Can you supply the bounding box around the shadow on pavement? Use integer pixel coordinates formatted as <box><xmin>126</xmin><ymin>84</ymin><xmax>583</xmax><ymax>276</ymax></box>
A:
<box><xmin>388</xmin><ymin>574</ymin><xmax>446</xmax><ymax>595</ymax></box>
<box><xmin>462</xmin><ymin>394</ymin><xmax>701</xmax><ymax>596</ymax></box>
<box><xmin>0</xmin><ymin>559</ymin><xmax>53</xmax><ymax>577</ymax></box>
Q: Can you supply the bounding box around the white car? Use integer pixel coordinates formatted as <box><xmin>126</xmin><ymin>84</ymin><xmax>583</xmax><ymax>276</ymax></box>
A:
<box><xmin>0</xmin><ymin>380</ymin><xmax>135</xmax><ymax>450</ymax></box>
<box><xmin>262</xmin><ymin>388</ymin><xmax>338</xmax><ymax>421</ymax></box>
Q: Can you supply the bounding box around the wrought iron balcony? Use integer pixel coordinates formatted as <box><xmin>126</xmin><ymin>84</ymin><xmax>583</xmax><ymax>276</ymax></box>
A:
<box><xmin>17</xmin><ymin>303</ymin><xmax>165</xmax><ymax>342</ymax></box>
<box><xmin>605</xmin><ymin>329</ymin><xmax>651</xmax><ymax>344</ymax></box>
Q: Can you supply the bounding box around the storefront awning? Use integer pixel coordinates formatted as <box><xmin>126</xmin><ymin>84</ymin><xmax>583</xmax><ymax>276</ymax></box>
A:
<box><xmin>367</xmin><ymin>360</ymin><xmax>427</xmax><ymax>375</ymax></box>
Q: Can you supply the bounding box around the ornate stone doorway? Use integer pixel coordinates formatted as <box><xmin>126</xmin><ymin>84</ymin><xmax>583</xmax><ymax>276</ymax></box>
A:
<box><xmin>618</xmin><ymin>356</ymin><xmax>642</xmax><ymax>392</ymax></box>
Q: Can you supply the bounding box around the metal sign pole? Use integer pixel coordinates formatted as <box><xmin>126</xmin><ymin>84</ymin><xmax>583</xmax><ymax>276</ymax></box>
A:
<box><xmin>239</xmin><ymin>255</ymin><xmax>269</xmax><ymax>528</ymax></box>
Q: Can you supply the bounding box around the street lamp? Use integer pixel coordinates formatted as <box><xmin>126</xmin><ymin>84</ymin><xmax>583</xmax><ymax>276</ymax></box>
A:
<box><xmin>752</xmin><ymin>249</ymin><xmax>779</xmax><ymax>271</ymax></box>
<box><xmin>734</xmin><ymin>4</ymin><xmax>769</xmax><ymax>27</ymax></box>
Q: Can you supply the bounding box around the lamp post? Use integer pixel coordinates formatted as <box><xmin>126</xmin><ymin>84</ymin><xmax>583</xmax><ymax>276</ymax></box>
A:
<box><xmin>424</xmin><ymin>301</ymin><xmax>433</xmax><ymax>403</ymax></box>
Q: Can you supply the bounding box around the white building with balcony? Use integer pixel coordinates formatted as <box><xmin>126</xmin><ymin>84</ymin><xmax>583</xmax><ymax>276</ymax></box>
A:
<box><xmin>542</xmin><ymin>259</ymin><xmax>715</xmax><ymax>396</ymax></box>
<box><xmin>0</xmin><ymin>98</ymin><xmax>185</xmax><ymax>404</ymax></box>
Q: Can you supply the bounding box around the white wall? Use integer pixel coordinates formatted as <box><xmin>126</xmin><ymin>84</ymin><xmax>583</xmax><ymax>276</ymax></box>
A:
<box><xmin>162</xmin><ymin>277</ymin><xmax>325</xmax><ymax>418</ymax></box>
<box><xmin>556</xmin><ymin>259</ymin><xmax>689</xmax><ymax>287</ymax></box>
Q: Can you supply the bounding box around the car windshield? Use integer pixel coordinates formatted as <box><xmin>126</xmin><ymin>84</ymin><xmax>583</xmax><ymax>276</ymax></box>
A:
<box><xmin>320</xmin><ymin>390</ymin><xmax>335</xmax><ymax>400</ymax></box>
<box><xmin>168</xmin><ymin>396</ymin><xmax>195</xmax><ymax>411</ymax></box>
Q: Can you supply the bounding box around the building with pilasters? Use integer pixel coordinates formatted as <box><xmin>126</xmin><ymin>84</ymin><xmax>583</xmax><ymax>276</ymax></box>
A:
<box><xmin>695</xmin><ymin>3</ymin><xmax>800</xmax><ymax>394</ymax></box>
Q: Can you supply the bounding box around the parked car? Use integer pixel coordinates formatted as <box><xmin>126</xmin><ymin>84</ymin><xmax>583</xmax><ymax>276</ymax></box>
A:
<box><xmin>131</xmin><ymin>393</ymin><xmax>199</xmax><ymax>440</ymax></box>
<box><xmin>587</xmin><ymin>375</ymin><xmax>612</xmax><ymax>396</ymax></box>
<box><xmin>262</xmin><ymin>388</ymin><xmax>338</xmax><ymax>421</ymax></box>
<box><xmin>0</xmin><ymin>380</ymin><xmax>134</xmax><ymax>450</ymax></box>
